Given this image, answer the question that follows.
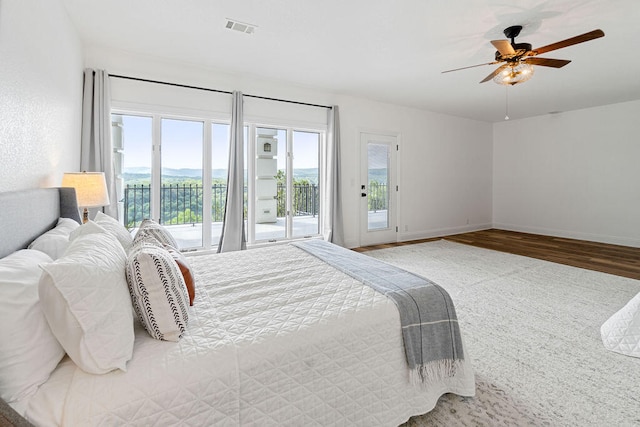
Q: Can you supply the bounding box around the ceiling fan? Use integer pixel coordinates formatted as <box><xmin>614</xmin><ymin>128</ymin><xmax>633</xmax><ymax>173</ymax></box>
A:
<box><xmin>442</xmin><ymin>25</ymin><xmax>605</xmax><ymax>85</ymax></box>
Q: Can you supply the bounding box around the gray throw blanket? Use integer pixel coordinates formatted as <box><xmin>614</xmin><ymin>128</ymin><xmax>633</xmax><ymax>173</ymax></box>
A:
<box><xmin>293</xmin><ymin>239</ymin><xmax>464</xmax><ymax>383</ymax></box>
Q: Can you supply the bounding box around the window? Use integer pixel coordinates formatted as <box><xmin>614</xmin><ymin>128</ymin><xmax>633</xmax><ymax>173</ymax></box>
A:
<box><xmin>112</xmin><ymin>112</ymin><xmax>324</xmax><ymax>250</ymax></box>
<box><xmin>112</xmin><ymin>113</ymin><xmax>231</xmax><ymax>250</ymax></box>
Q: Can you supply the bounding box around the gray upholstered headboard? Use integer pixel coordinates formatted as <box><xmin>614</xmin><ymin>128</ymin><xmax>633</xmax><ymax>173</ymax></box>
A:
<box><xmin>0</xmin><ymin>187</ymin><xmax>81</xmax><ymax>258</ymax></box>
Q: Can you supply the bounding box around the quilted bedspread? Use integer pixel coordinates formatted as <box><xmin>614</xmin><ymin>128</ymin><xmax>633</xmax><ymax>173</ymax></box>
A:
<box><xmin>25</xmin><ymin>243</ymin><xmax>475</xmax><ymax>426</ymax></box>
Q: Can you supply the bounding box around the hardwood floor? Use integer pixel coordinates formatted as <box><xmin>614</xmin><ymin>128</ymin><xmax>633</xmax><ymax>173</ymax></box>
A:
<box><xmin>353</xmin><ymin>229</ymin><xmax>640</xmax><ymax>280</ymax></box>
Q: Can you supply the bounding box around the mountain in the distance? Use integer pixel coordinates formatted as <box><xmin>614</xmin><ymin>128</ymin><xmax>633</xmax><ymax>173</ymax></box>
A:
<box><xmin>124</xmin><ymin>167</ymin><xmax>320</xmax><ymax>183</ymax></box>
<box><xmin>124</xmin><ymin>167</ymin><xmax>151</xmax><ymax>175</ymax></box>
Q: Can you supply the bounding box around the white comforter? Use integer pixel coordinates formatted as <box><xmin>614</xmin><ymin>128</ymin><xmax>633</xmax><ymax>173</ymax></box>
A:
<box><xmin>25</xmin><ymin>244</ymin><xmax>475</xmax><ymax>426</ymax></box>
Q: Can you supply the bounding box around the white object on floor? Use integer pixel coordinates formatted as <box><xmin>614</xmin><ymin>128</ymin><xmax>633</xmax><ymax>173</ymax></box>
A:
<box><xmin>601</xmin><ymin>291</ymin><xmax>640</xmax><ymax>358</ymax></box>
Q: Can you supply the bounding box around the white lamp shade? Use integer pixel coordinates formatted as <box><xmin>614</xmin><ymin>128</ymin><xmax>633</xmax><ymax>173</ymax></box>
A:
<box><xmin>61</xmin><ymin>172</ymin><xmax>110</xmax><ymax>208</ymax></box>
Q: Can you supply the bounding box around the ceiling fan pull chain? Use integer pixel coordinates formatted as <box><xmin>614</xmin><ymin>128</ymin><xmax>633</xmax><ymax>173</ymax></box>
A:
<box><xmin>505</xmin><ymin>86</ymin><xmax>510</xmax><ymax>120</ymax></box>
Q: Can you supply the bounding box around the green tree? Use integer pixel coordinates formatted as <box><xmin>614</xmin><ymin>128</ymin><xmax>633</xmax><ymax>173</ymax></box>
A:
<box><xmin>276</xmin><ymin>170</ymin><xmax>287</xmax><ymax>216</ymax></box>
<box><xmin>368</xmin><ymin>180</ymin><xmax>387</xmax><ymax>212</ymax></box>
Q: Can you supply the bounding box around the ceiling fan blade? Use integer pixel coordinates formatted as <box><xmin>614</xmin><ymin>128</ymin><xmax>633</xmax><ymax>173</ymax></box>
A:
<box><xmin>491</xmin><ymin>40</ymin><xmax>516</xmax><ymax>56</ymax></box>
<box><xmin>442</xmin><ymin>61</ymin><xmax>499</xmax><ymax>74</ymax></box>
<box><xmin>523</xmin><ymin>57</ymin><xmax>571</xmax><ymax>68</ymax></box>
<box><xmin>480</xmin><ymin>64</ymin><xmax>509</xmax><ymax>83</ymax></box>
<box><xmin>533</xmin><ymin>29</ymin><xmax>605</xmax><ymax>55</ymax></box>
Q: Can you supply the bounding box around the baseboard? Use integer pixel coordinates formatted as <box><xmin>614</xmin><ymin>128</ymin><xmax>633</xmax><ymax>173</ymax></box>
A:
<box><xmin>344</xmin><ymin>238</ymin><xmax>360</xmax><ymax>249</ymax></box>
<box><xmin>397</xmin><ymin>223</ymin><xmax>493</xmax><ymax>243</ymax></box>
<box><xmin>492</xmin><ymin>222</ymin><xmax>640</xmax><ymax>248</ymax></box>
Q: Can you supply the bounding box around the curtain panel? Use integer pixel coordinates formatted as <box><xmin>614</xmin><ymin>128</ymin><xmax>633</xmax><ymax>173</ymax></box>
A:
<box><xmin>322</xmin><ymin>106</ymin><xmax>344</xmax><ymax>246</ymax></box>
<box><xmin>218</xmin><ymin>91</ymin><xmax>247</xmax><ymax>252</ymax></box>
<box><xmin>80</xmin><ymin>69</ymin><xmax>118</xmax><ymax>218</ymax></box>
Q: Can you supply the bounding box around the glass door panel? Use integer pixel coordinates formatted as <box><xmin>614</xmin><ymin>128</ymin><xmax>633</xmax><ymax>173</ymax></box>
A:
<box><xmin>367</xmin><ymin>143</ymin><xmax>390</xmax><ymax>231</ymax></box>
<box><xmin>244</xmin><ymin>125</ymin><xmax>249</xmax><ymax>236</ymax></box>
<box><xmin>211</xmin><ymin>123</ymin><xmax>230</xmax><ymax>247</ymax></box>
<box><xmin>160</xmin><ymin>118</ymin><xmax>204</xmax><ymax>249</ymax></box>
<box><xmin>112</xmin><ymin>114</ymin><xmax>152</xmax><ymax>229</ymax></box>
<box><xmin>255</xmin><ymin>127</ymin><xmax>286</xmax><ymax>241</ymax></box>
<box><xmin>292</xmin><ymin>131</ymin><xmax>320</xmax><ymax>237</ymax></box>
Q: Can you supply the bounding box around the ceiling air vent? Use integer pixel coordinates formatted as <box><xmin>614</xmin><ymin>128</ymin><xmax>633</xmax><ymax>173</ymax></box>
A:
<box><xmin>225</xmin><ymin>19</ymin><xmax>256</xmax><ymax>34</ymax></box>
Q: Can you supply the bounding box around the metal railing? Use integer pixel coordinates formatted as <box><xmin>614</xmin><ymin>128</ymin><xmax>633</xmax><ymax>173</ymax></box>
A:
<box><xmin>123</xmin><ymin>183</ymin><xmax>320</xmax><ymax>229</ymax></box>
<box><xmin>276</xmin><ymin>183</ymin><xmax>319</xmax><ymax>217</ymax></box>
<box><xmin>368</xmin><ymin>182</ymin><xmax>388</xmax><ymax>212</ymax></box>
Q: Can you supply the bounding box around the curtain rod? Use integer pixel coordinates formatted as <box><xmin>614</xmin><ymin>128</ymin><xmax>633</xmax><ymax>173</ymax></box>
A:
<box><xmin>109</xmin><ymin>74</ymin><xmax>332</xmax><ymax>110</ymax></box>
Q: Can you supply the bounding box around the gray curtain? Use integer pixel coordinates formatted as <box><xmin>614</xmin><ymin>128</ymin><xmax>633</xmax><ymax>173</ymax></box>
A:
<box><xmin>218</xmin><ymin>91</ymin><xmax>247</xmax><ymax>252</ymax></box>
<box><xmin>80</xmin><ymin>69</ymin><xmax>118</xmax><ymax>218</ymax></box>
<box><xmin>322</xmin><ymin>106</ymin><xmax>344</xmax><ymax>246</ymax></box>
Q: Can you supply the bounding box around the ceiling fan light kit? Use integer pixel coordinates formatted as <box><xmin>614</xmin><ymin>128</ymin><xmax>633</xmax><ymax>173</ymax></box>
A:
<box><xmin>493</xmin><ymin>62</ymin><xmax>534</xmax><ymax>86</ymax></box>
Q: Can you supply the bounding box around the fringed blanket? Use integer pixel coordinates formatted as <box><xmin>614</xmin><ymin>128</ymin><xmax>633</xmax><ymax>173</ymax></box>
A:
<box><xmin>293</xmin><ymin>239</ymin><xmax>465</xmax><ymax>383</ymax></box>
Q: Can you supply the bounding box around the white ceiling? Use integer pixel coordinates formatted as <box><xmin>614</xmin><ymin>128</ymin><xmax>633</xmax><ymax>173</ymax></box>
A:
<box><xmin>61</xmin><ymin>0</ymin><xmax>640</xmax><ymax>122</ymax></box>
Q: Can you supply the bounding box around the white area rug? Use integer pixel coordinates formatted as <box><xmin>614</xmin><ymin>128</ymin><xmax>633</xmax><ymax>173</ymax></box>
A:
<box><xmin>364</xmin><ymin>240</ymin><xmax>640</xmax><ymax>426</ymax></box>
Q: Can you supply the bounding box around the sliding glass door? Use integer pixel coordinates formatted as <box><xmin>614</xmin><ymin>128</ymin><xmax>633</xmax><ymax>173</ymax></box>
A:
<box><xmin>250</xmin><ymin>126</ymin><xmax>321</xmax><ymax>243</ymax></box>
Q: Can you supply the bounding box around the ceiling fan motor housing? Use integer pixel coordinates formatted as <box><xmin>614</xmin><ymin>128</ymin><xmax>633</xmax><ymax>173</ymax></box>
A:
<box><xmin>495</xmin><ymin>42</ymin><xmax>532</xmax><ymax>61</ymax></box>
<box><xmin>495</xmin><ymin>25</ymin><xmax>532</xmax><ymax>61</ymax></box>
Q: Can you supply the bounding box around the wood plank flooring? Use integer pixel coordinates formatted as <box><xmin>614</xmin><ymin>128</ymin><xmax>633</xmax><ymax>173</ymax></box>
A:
<box><xmin>353</xmin><ymin>229</ymin><xmax>640</xmax><ymax>280</ymax></box>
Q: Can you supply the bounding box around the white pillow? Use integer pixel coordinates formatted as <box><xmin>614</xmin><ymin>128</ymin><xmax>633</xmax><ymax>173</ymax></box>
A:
<box><xmin>39</xmin><ymin>232</ymin><xmax>134</xmax><ymax>374</ymax></box>
<box><xmin>69</xmin><ymin>214</ymin><xmax>133</xmax><ymax>253</ymax></box>
<box><xmin>126</xmin><ymin>242</ymin><xmax>190</xmax><ymax>342</ymax></box>
<box><xmin>94</xmin><ymin>211</ymin><xmax>133</xmax><ymax>252</ymax></box>
<box><xmin>28</xmin><ymin>218</ymin><xmax>79</xmax><ymax>260</ymax></box>
<box><xmin>69</xmin><ymin>220</ymin><xmax>107</xmax><ymax>241</ymax></box>
<box><xmin>0</xmin><ymin>250</ymin><xmax>65</xmax><ymax>403</ymax></box>
<box><xmin>133</xmin><ymin>218</ymin><xmax>179</xmax><ymax>249</ymax></box>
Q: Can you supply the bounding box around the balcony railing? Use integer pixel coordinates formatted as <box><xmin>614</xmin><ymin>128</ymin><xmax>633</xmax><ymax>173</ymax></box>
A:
<box><xmin>368</xmin><ymin>181</ymin><xmax>388</xmax><ymax>212</ymax></box>
<box><xmin>123</xmin><ymin>183</ymin><xmax>323</xmax><ymax>229</ymax></box>
<box><xmin>276</xmin><ymin>183</ymin><xmax>319</xmax><ymax>218</ymax></box>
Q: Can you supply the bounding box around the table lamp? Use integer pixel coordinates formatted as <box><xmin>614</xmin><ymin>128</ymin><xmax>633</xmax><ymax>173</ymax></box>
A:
<box><xmin>61</xmin><ymin>171</ymin><xmax>110</xmax><ymax>223</ymax></box>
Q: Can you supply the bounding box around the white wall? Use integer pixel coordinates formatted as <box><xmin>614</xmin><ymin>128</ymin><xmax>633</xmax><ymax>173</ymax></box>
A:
<box><xmin>337</xmin><ymin>97</ymin><xmax>493</xmax><ymax>247</ymax></box>
<box><xmin>493</xmin><ymin>100</ymin><xmax>640</xmax><ymax>247</ymax></box>
<box><xmin>0</xmin><ymin>0</ymin><xmax>83</xmax><ymax>191</ymax></box>
<box><xmin>86</xmin><ymin>48</ymin><xmax>493</xmax><ymax>247</ymax></box>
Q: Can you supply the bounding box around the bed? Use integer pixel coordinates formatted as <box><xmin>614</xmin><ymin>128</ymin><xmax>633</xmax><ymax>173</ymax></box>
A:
<box><xmin>0</xmin><ymin>187</ymin><xmax>475</xmax><ymax>426</ymax></box>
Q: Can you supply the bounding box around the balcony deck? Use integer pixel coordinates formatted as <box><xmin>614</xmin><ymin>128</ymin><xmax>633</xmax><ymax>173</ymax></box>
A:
<box><xmin>162</xmin><ymin>210</ymin><xmax>388</xmax><ymax>249</ymax></box>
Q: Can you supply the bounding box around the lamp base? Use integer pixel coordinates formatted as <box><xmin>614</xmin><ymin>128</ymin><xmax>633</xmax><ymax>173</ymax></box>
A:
<box><xmin>82</xmin><ymin>208</ymin><xmax>89</xmax><ymax>224</ymax></box>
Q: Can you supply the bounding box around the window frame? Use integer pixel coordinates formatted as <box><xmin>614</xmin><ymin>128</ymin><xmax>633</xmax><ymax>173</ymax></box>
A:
<box><xmin>112</xmin><ymin>104</ymin><xmax>327</xmax><ymax>250</ymax></box>
<box><xmin>247</xmin><ymin>123</ymin><xmax>325</xmax><ymax>246</ymax></box>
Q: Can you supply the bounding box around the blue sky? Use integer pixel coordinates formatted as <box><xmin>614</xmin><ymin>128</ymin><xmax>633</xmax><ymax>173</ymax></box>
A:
<box><xmin>120</xmin><ymin>115</ymin><xmax>319</xmax><ymax>172</ymax></box>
